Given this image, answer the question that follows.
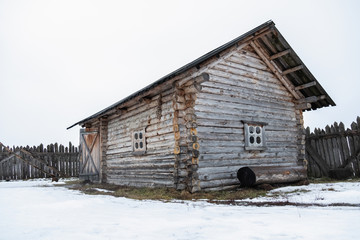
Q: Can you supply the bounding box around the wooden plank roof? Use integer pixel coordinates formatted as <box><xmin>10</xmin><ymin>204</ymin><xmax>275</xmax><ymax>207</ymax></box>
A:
<box><xmin>68</xmin><ymin>20</ymin><xmax>335</xmax><ymax>129</ymax></box>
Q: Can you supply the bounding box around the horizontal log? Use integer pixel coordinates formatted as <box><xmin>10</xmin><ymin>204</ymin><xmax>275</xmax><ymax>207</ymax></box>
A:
<box><xmin>200</xmin><ymin>178</ymin><xmax>239</xmax><ymax>189</ymax></box>
<box><xmin>195</xmin><ymin>100</ymin><xmax>295</xmax><ymax>121</ymax></box>
<box><xmin>107</xmin><ymin>177</ymin><xmax>174</xmax><ymax>188</ymax></box>
<box><xmin>218</xmin><ymin>57</ymin><xmax>277</xmax><ymax>79</ymax></box>
<box><xmin>198</xmin><ymin>157</ymin><xmax>298</xmax><ymax>170</ymax></box>
<box><xmin>226</xmin><ymin>54</ymin><xmax>269</xmax><ymax>72</ymax></box>
<box><xmin>177</xmin><ymin>72</ymin><xmax>210</xmax><ymax>88</ymax></box>
<box><xmin>295</xmin><ymin>102</ymin><xmax>312</xmax><ymax>110</ymax></box>
<box><xmin>210</xmin><ymin>64</ymin><xmax>287</xmax><ymax>91</ymax></box>
<box><xmin>250</xmin><ymin>40</ymin><xmax>301</xmax><ymax>100</ymax></box>
<box><xmin>237</xmin><ymin>165</ymin><xmax>306</xmax><ymax>187</ymax></box>
<box><xmin>296</xmin><ymin>95</ymin><xmax>326</xmax><ymax>104</ymax></box>
<box><xmin>201</xmin><ymin>74</ymin><xmax>293</xmax><ymax>103</ymax></box>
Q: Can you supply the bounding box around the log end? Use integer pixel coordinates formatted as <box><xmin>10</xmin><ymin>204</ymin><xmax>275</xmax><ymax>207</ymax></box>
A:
<box><xmin>237</xmin><ymin>167</ymin><xmax>256</xmax><ymax>187</ymax></box>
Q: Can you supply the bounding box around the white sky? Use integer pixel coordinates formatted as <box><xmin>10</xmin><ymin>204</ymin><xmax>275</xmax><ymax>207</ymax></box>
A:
<box><xmin>1</xmin><ymin>0</ymin><xmax>359</xmax><ymax>147</ymax></box>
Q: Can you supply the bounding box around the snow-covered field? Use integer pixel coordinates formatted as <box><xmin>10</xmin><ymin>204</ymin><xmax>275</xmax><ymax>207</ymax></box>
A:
<box><xmin>0</xmin><ymin>179</ymin><xmax>359</xmax><ymax>240</ymax></box>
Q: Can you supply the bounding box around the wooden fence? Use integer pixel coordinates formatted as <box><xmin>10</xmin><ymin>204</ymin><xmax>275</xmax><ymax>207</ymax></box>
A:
<box><xmin>305</xmin><ymin>116</ymin><xmax>360</xmax><ymax>178</ymax></box>
<box><xmin>0</xmin><ymin>142</ymin><xmax>79</xmax><ymax>180</ymax></box>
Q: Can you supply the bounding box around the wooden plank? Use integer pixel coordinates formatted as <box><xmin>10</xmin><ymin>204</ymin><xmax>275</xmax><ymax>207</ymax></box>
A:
<box><xmin>305</xmin><ymin>144</ymin><xmax>329</xmax><ymax>176</ymax></box>
<box><xmin>0</xmin><ymin>143</ymin><xmax>60</xmax><ymax>178</ymax></box>
<box><xmin>269</xmin><ymin>49</ymin><xmax>291</xmax><ymax>60</ymax></box>
<box><xmin>294</xmin><ymin>81</ymin><xmax>316</xmax><ymax>91</ymax></box>
<box><xmin>281</xmin><ymin>65</ymin><xmax>303</xmax><ymax>76</ymax></box>
<box><xmin>330</xmin><ymin>124</ymin><xmax>341</xmax><ymax>168</ymax></box>
<box><xmin>351</xmin><ymin>121</ymin><xmax>360</xmax><ymax>175</ymax></box>
<box><xmin>324</xmin><ymin>125</ymin><xmax>335</xmax><ymax>169</ymax></box>
<box><xmin>338</xmin><ymin>122</ymin><xmax>350</xmax><ymax>165</ymax></box>
<box><xmin>312</xmin><ymin>131</ymin><xmax>322</xmax><ymax>177</ymax></box>
<box><xmin>296</xmin><ymin>95</ymin><xmax>326</xmax><ymax>104</ymax></box>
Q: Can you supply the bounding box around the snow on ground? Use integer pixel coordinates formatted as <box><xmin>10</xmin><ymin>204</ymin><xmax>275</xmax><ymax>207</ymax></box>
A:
<box><xmin>244</xmin><ymin>181</ymin><xmax>360</xmax><ymax>205</ymax></box>
<box><xmin>0</xmin><ymin>179</ymin><xmax>359</xmax><ymax>240</ymax></box>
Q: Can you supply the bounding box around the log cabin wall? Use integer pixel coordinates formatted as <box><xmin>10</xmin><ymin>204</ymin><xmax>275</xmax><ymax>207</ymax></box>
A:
<box><xmin>99</xmin><ymin>117</ymin><xmax>108</xmax><ymax>183</ymax></box>
<box><xmin>172</xmin><ymin>78</ymin><xmax>203</xmax><ymax>192</ymax></box>
<box><xmin>193</xmin><ymin>44</ymin><xmax>305</xmax><ymax>191</ymax></box>
<box><xmin>105</xmin><ymin>87</ymin><xmax>176</xmax><ymax>187</ymax></box>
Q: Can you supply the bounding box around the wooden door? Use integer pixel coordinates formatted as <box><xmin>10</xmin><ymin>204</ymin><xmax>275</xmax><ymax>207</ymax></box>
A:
<box><xmin>79</xmin><ymin>129</ymin><xmax>100</xmax><ymax>181</ymax></box>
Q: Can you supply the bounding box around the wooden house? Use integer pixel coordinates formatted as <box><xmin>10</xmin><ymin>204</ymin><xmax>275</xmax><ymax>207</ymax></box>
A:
<box><xmin>68</xmin><ymin>21</ymin><xmax>335</xmax><ymax>192</ymax></box>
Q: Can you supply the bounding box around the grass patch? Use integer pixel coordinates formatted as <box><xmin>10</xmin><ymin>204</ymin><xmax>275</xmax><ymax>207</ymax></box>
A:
<box><xmin>62</xmin><ymin>180</ymin><xmax>267</xmax><ymax>201</ymax></box>
<box><xmin>60</xmin><ymin>177</ymin><xmax>359</xmax><ymax>202</ymax></box>
<box><xmin>308</xmin><ymin>177</ymin><xmax>360</xmax><ymax>184</ymax></box>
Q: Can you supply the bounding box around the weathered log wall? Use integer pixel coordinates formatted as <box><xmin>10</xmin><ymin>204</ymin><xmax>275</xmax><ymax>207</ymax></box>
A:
<box><xmin>194</xmin><ymin>44</ymin><xmax>306</xmax><ymax>190</ymax></box>
<box><xmin>87</xmin><ymin>43</ymin><xmax>308</xmax><ymax>191</ymax></box>
<box><xmin>172</xmin><ymin>75</ymin><xmax>206</xmax><ymax>192</ymax></box>
<box><xmin>105</xmin><ymin>88</ymin><xmax>176</xmax><ymax>187</ymax></box>
<box><xmin>0</xmin><ymin>143</ymin><xmax>79</xmax><ymax>180</ymax></box>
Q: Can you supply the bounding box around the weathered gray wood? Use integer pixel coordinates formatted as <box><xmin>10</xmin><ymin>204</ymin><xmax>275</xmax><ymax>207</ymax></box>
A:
<box><xmin>105</xmin><ymin>89</ymin><xmax>176</xmax><ymax>187</ymax></box>
<box><xmin>306</xmin><ymin>117</ymin><xmax>360</xmax><ymax>178</ymax></box>
<box><xmin>248</xmin><ymin>166</ymin><xmax>307</xmax><ymax>185</ymax></box>
<box><xmin>250</xmin><ymin>40</ymin><xmax>301</xmax><ymax>99</ymax></box>
<box><xmin>294</xmin><ymin>81</ymin><xmax>316</xmax><ymax>91</ymax></box>
<box><xmin>295</xmin><ymin>102</ymin><xmax>311</xmax><ymax>110</ymax></box>
<box><xmin>339</xmin><ymin>122</ymin><xmax>350</xmax><ymax>164</ymax></box>
<box><xmin>306</xmin><ymin>144</ymin><xmax>329</xmax><ymax>176</ymax></box>
<box><xmin>0</xmin><ymin>143</ymin><xmax>79</xmax><ymax>180</ymax></box>
<box><xmin>269</xmin><ymin>49</ymin><xmax>291</xmax><ymax>60</ymax></box>
<box><xmin>281</xmin><ymin>65</ymin><xmax>303</xmax><ymax>76</ymax></box>
<box><xmin>330</xmin><ymin>125</ymin><xmax>341</xmax><ymax>167</ymax></box>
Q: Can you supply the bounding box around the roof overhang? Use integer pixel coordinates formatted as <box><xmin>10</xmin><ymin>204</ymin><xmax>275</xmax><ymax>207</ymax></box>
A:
<box><xmin>67</xmin><ymin>20</ymin><xmax>335</xmax><ymax>130</ymax></box>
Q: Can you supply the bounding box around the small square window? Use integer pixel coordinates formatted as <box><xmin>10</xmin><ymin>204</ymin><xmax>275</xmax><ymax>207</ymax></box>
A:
<box><xmin>132</xmin><ymin>129</ymin><xmax>146</xmax><ymax>154</ymax></box>
<box><xmin>243</xmin><ymin>122</ymin><xmax>267</xmax><ymax>151</ymax></box>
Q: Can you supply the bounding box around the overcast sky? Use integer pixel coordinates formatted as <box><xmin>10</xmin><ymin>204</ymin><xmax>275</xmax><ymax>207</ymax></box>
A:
<box><xmin>1</xmin><ymin>0</ymin><xmax>359</xmax><ymax>147</ymax></box>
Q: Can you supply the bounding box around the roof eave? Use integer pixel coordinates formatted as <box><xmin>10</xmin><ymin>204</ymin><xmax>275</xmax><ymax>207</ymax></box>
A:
<box><xmin>67</xmin><ymin>20</ymin><xmax>276</xmax><ymax>129</ymax></box>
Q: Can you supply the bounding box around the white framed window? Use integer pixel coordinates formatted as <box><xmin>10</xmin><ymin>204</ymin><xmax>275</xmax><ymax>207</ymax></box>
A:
<box><xmin>243</xmin><ymin>121</ymin><xmax>267</xmax><ymax>151</ymax></box>
<box><xmin>132</xmin><ymin>129</ymin><xmax>146</xmax><ymax>153</ymax></box>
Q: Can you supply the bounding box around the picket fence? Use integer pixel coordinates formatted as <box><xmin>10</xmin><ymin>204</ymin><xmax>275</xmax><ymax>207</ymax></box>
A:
<box><xmin>305</xmin><ymin>116</ymin><xmax>360</xmax><ymax>178</ymax></box>
<box><xmin>0</xmin><ymin>143</ymin><xmax>79</xmax><ymax>180</ymax></box>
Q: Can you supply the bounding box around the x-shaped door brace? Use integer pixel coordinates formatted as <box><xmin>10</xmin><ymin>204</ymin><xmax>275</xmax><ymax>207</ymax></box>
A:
<box><xmin>80</xmin><ymin>132</ymin><xmax>99</xmax><ymax>174</ymax></box>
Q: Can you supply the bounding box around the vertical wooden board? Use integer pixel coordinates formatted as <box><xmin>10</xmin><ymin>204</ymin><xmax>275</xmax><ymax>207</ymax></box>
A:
<box><xmin>347</xmin><ymin>128</ymin><xmax>356</xmax><ymax>164</ymax></box>
<box><xmin>351</xmin><ymin>122</ymin><xmax>360</xmax><ymax>175</ymax></box>
<box><xmin>310</xmin><ymin>139</ymin><xmax>319</xmax><ymax>177</ymax></box>
<box><xmin>74</xmin><ymin>154</ymin><xmax>77</xmax><ymax>176</ymax></box>
<box><xmin>334</xmin><ymin>123</ymin><xmax>344</xmax><ymax>165</ymax></box>
<box><xmin>61</xmin><ymin>155</ymin><xmax>65</xmax><ymax>176</ymax></box>
<box><xmin>330</xmin><ymin>125</ymin><xmax>341</xmax><ymax>168</ymax></box>
<box><xmin>7</xmin><ymin>160</ymin><xmax>12</xmax><ymax>179</ymax></box>
<box><xmin>314</xmin><ymin>128</ymin><xmax>327</xmax><ymax>174</ymax></box>
<box><xmin>10</xmin><ymin>159</ymin><xmax>14</xmax><ymax>179</ymax></box>
<box><xmin>324</xmin><ymin>126</ymin><xmax>334</xmax><ymax>169</ymax></box>
<box><xmin>319</xmin><ymin>128</ymin><xmax>330</xmax><ymax>169</ymax></box>
<box><xmin>64</xmin><ymin>155</ymin><xmax>68</xmax><ymax>176</ymax></box>
<box><xmin>20</xmin><ymin>159</ymin><xmax>25</xmax><ymax>179</ymax></box>
<box><xmin>313</xmin><ymin>156</ymin><xmax>321</xmax><ymax>177</ymax></box>
<box><xmin>70</xmin><ymin>155</ymin><xmax>74</xmax><ymax>176</ymax></box>
<box><xmin>0</xmin><ymin>162</ymin><xmax>3</xmax><ymax>180</ymax></box>
<box><xmin>14</xmin><ymin>158</ymin><xmax>18</xmax><ymax>179</ymax></box>
<box><xmin>337</xmin><ymin>122</ymin><xmax>348</xmax><ymax>165</ymax></box>
<box><xmin>4</xmin><ymin>161</ymin><xmax>8</xmax><ymax>179</ymax></box>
